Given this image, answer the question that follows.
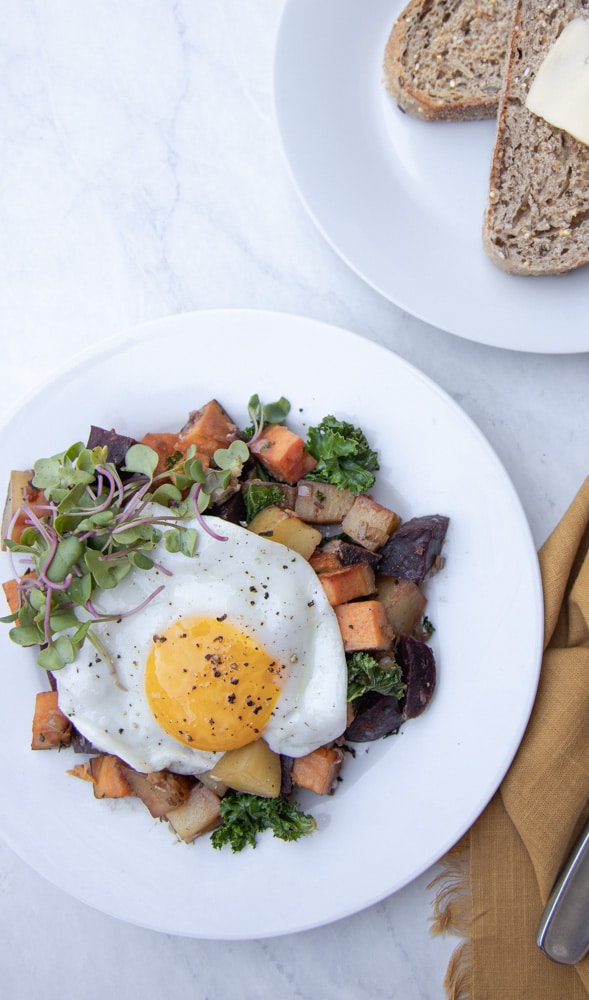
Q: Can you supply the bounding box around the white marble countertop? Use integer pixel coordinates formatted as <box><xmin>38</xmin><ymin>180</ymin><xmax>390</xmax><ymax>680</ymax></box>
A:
<box><xmin>1</xmin><ymin>2</ymin><xmax>588</xmax><ymax>997</ymax></box>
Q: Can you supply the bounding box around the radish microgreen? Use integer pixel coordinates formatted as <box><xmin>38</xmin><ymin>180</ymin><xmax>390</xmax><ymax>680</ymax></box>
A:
<box><xmin>1</xmin><ymin>436</ymin><xmax>250</xmax><ymax>674</ymax></box>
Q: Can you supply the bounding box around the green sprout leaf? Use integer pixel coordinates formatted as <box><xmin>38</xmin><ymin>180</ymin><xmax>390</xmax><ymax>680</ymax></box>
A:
<box><xmin>123</xmin><ymin>443</ymin><xmax>160</xmax><ymax>478</ymax></box>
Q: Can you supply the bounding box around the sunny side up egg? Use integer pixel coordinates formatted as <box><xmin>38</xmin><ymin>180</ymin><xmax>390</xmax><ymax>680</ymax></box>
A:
<box><xmin>54</xmin><ymin>504</ymin><xmax>348</xmax><ymax>776</ymax></box>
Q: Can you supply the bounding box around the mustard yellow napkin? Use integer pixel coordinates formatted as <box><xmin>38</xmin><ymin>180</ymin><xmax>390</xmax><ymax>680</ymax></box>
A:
<box><xmin>432</xmin><ymin>476</ymin><xmax>589</xmax><ymax>999</ymax></box>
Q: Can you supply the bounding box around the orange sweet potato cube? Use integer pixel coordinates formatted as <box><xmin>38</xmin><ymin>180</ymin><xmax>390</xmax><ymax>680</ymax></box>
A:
<box><xmin>175</xmin><ymin>400</ymin><xmax>239</xmax><ymax>459</ymax></box>
<box><xmin>249</xmin><ymin>424</ymin><xmax>317</xmax><ymax>484</ymax></box>
<box><xmin>89</xmin><ymin>755</ymin><xmax>135</xmax><ymax>799</ymax></box>
<box><xmin>291</xmin><ymin>746</ymin><xmax>344</xmax><ymax>795</ymax></box>
<box><xmin>334</xmin><ymin>599</ymin><xmax>393</xmax><ymax>651</ymax></box>
<box><xmin>2</xmin><ymin>579</ymin><xmax>19</xmax><ymax>614</ymax></box>
<box><xmin>31</xmin><ymin>690</ymin><xmax>73</xmax><ymax>750</ymax></box>
<box><xmin>320</xmin><ymin>562</ymin><xmax>376</xmax><ymax>606</ymax></box>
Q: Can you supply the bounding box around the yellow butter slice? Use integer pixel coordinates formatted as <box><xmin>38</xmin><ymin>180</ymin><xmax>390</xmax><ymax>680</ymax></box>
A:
<box><xmin>525</xmin><ymin>18</ymin><xmax>589</xmax><ymax>147</ymax></box>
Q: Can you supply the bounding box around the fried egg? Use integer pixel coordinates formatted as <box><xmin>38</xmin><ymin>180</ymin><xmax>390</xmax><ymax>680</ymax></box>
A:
<box><xmin>55</xmin><ymin>504</ymin><xmax>348</xmax><ymax>775</ymax></box>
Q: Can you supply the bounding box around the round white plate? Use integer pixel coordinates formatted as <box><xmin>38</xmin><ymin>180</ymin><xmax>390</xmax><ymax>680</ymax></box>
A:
<box><xmin>274</xmin><ymin>0</ymin><xmax>588</xmax><ymax>354</ymax></box>
<box><xmin>0</xmin><ymin>310</ymin><xmax>543</xmax><ymax>938</ymax></box>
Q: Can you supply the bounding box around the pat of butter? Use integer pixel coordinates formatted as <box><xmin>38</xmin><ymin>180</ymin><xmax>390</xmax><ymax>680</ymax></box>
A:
<box><xmin>525</xmin><ymin>18</ymin><xmax>589</xmax><ymax>146</ymax></box>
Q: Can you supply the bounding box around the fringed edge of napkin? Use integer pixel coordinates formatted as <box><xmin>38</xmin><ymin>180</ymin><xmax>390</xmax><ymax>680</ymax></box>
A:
<box><xmin>428</xmin><ymin>834</ymin><xmax>472</xmax><ymax>1000</ymax></box>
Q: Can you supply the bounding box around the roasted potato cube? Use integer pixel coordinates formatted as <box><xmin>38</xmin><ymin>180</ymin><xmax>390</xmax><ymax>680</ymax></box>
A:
<box><xmin>248</xmin><ymin>505</ymin><xmax>321</xmax><ymax>559</ymax></box>
<box><xmin>210</xmin><ymin>739</ymin><xmax>282</xmax><ymax>797</ymax></box>
<box><xmin>198</xmin><ymin>771</ymin><xmax>229</xmax><ymax>796</ymax></box>
<box><xmin>341</xmin><ymin>495</ymin><xmax>401</xmax><ymax>552</ymax></box>
<box><xmin>166</xmin><ymin>782</ymin><xmax>222</xmax><ymax>842</ymax></box>
<box><xmin>294</xmin><ymin>480</ymin><xmax>355</xmax><ymax>524</ymax></box>
<box><xmin>376</xmin><ymin>576</ymin><xmax>427</xmax><ymax>635</ymax></box>
<box><xmin>123</xmin><ymin>769</ymin><xmax>194</xmax><ymax>817</ymax></box>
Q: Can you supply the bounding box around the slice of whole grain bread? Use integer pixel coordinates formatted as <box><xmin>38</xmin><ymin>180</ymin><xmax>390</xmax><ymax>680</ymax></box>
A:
<box><xmin>383</xmin><ymin>0</ymin><xmax>513</xmax><ymax>122</ymax></box>
<box><xmin>483</xmin><ymin>1</ymin><xmax>589</xmax><ymax>275</ymax></box>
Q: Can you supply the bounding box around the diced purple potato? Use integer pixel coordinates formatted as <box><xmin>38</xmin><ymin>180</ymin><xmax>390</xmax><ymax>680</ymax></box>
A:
<box><xmin>397</xmin><ymin>635</ymin><xmax>436</xmax><ymax>719</ymax></box>
<box><xmin>325</xmin><ymin>539</ymin><xmax>382</xmax><ymax>571</ymax></box>
<box><xmin>280</xmin><ymin>755</ymin><xmax>295</xmax><ymax>795</ymax></box>
<box><xmin>211</xmin><ymin>488</ymin><xmax>247</xmax><ymax>524</ymax></box>
<box><xmin>377</xmin><ymin>514</ymin><xmax>449</xmax><ymax>582</ymax></box>
<box><xmin>86</xmin><ymin>426</ymin><xmax>138</xmax><ymax>469</ymax></box>
<box><xmin>344</xmin><ymin>692</ymin><xmax>405</xmax><ymax>742</ymax></box>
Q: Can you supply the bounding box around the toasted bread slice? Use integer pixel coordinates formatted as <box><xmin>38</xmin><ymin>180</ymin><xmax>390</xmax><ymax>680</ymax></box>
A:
<box><xmin>383</xmin><ymin>0</ymin><xmax>513</xmax><ymax>122</ymax></box>
<box><xmin>483</xmin><ymin>3</ymin><xmax>589</xmax><ymax>275</ymax></box>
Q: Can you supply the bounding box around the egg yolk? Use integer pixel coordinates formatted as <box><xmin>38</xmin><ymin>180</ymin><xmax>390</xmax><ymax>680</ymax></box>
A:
<box><xmin>145</xmin><ymin>615</ymin><xmax>287</xmax><ymax>752</ymax></box>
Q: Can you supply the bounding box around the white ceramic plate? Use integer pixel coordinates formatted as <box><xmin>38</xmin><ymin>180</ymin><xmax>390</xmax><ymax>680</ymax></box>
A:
<box><xmin>274</xmin><ymin>0</ymin><xmax>588</xmax><ymax>354</ymax></box>
<box><xmin>0</xmin><ymin>310</ymin><xmax>543</xmax><ymax>938</ymax></box>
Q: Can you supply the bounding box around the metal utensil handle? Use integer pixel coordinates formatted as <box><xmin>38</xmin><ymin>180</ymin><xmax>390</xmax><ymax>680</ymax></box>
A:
<box><xmin>537</xmin><ymin>817</ymin><xmax>589</xmax><ymax>965</ymax></box>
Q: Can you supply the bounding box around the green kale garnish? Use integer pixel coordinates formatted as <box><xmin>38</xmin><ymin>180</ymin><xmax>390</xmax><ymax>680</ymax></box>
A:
<box><xmin>210</xmin><ymin>791</ymin><xmax>316</xmax><ymax>852</ymax></box>
<box><xmin>346</xmin><ymin>651</ymin><xmax>406</xmax><ymax>702</ymax></box>
<box><xmin>304</xmin><ymin>415</ymin><xmax>379</xmax><ymax>493</ymax></box>
<box><xmin>243</xmin><ymin>482</ymin><xmax>286</xmax><ymax>522</ymax></box>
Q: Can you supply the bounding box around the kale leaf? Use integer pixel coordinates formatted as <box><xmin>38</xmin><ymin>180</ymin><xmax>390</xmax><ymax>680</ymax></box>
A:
<box><xmin>210</xmin><ymin>791</ymin><xmax>316</xmax><ymax>852</ymax></box>
<box><xmin>243</xmin><ymin>482</ymin><xmax>286</xmax><ymax>522</ymax></box>
<box><xmin>346</xmin><ymin>652</ymin><xmax>406</xmax><ymax>702</ymax></box>
<box><xmin>304</xmin><ymin>416</ymin><xmax>379</xmax><ymax>493</ymax></box>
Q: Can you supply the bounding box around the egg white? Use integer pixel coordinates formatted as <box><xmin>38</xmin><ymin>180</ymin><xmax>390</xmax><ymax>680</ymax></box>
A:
<box><xmin>54</xmin><ymin>504</ymin><xmax>348</xmax><ymax>775</ymax></box>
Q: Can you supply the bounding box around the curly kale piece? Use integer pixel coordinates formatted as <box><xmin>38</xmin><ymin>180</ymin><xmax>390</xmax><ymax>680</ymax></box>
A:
<box><xmin>243</xmin><ymin>482</ymin><xmax>286</xmax><ymax>522</ymax></box>
<box><xmin>210</xmin><ymin>791</ymin><xmax>316</xmax><ymax>852</ymax></box>
<box><xmin>346</xmin><ymin>652</ymin><xmax>406</xmax><ymax>703</ymax></box>
<box><xmin>304</xmin><ymin>415</ymin><xmax>379</xmax><ymax>493</ymax></box>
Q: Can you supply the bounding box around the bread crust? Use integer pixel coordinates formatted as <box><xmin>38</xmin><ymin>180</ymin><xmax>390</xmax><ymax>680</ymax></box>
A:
<box><xmin>383</xmin><ymin>0</ymin><xmax>512</xmax><ymax>123</ymax></box>
<box><xmin>483</xmin><ymin>1</ymin><xmax>589</xmax><ymax>275</ymax></box>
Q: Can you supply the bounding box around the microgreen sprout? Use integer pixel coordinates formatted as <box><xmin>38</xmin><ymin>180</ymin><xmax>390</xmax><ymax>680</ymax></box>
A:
<box><xmin>1</xmin><ymin>435</ymin><xmax>252</xmax><ymax>674</ymax></box>
<box><xmin>244</xmin><ymin>394</ymin><xmax>291</xmax><ymax>443</ymax></box>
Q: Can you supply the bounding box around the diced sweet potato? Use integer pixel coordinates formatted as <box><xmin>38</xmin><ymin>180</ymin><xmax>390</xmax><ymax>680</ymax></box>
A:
<box><xmin>249</xmin><ymin>424</ymin><xmax>317</xmax><ymax>484</ymax></box>
<box><xmin>67</xmin><ymin>760</ymin><xmax>95</xmax><ymax>783</ymax></box>
<box><xmin>308</xmin><ymin>548</ymin><xmax>343</xmax><ymax>574</ymax></box>
<box><xmin>376</xmin><ymin>576</ymin><xmax>427</xmax><ymax>635</ymax></box>
<box><xmin>175</xmin><ymin>399</ymin><xmax>239</xmax><ymax>459</ymax></box>
<box><xmin>334</xmin><ymin>599</ymin><xmax>393</xmax><ymax>651</ymax></box>
<box><xmin>90</xmin><ymin>754</ymin><xmax>135</xmax><ymax>799</ymax></box>
<box><xmin>166</xmin><ymin>782</ymin><xmax>222</xmax><ymax>842</ymax></box>
<box><xmin>2</xmin><ymin>578</ymin><xmax>19</xmax><ymax>614</ymax></box>
<box><xmin>341</xmin><ymin>495</ymin><xmax>401</xmax><ymax>552</ymax></box>
<box><xmin>291</xmin><ymin>746</ymin><xmax>344</xmax><ymax>795</ymax></box>
<box><xmin>123</xmin><ymin>768</ymin><xmax>194</xmax><ymax>817</ymax></box>
<box><xmin>31</xmin><ymin>690</ymin><xmax>73</xmax><ymax>750</ymax></box>
<box><xmin>320</xmin><ymin>562</ymin><xmax>376</xmax><ymax>606</ymax></box>
<box><xmin>2</xmin><ymin>470</ymin><xmax>45</xmax><ymax>548</ymax></box>
<box><xmin>294</xmin><ymin>480</ymin><xmax>355</xmax><ymax>524</ymax></box>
